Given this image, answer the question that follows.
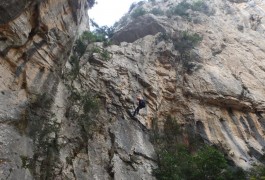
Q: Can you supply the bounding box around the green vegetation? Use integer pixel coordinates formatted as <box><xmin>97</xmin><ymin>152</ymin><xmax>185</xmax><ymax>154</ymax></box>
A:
<box><xmin>166</xmin><ymin>1</ymin><xmax>191</xmax><ymax>18</ymax></box>
<box><xmin>20</xmin><ymin>155</ymin><xmax>33</xmax><ymax>169</ymax></box>
<box><xmin>166</xmin><ymin>0</ymin><xmax>213</xmax><ymax>18</ymax></box>
<box><xmin>249</xmin><ymin>164</ymin><xmax>265</xmax><ymax>180</ymax></box>
<box><xmin>151</xmin><ymin>116</ymin><xmax>247</xmax><ymax>180</ymax></box>
<box><xmin>18</xmin><ymin>92</ymin><xmax>60</xmax><ymax>179</ymax></box>
<box><xmin>90</xmin><ymin>20</ymin><xmax>115</xmax><ymax>42</ymax></box>
<box><xmin>100</xmin><ymin>49</ymin><xmax>112</xmax><ymax>61</ymax></box>
<box><xmin>150</xmin><ymin>8</ymin><xmax>164</xmax><ymax>16</ymax></box>
<box><xmin>131</xmin><ymin>7</ymin><xmax>147</xmax><ymax>19</ymax></box>
<box><xmin>155</xmin><ymin>31</ymin><xmax>202</xmax><ymax>73</ymax></box>
<box><xmin>192</xmin><ymin>0</ymin><xmax>211</xmax><ymax>13</ymax></box>
<box><xmin>68</xmin><ymin>89</ymin><xmax>101</xmax><ymax>139</ymax></box>
<box><xmin>67</xmin><ymin>26</ymin><xmax>113</xmax><ymax>81</ymax></box>
<box><xmin>173</xmin><ymin>30</ymin><xmax>203</xmax><ymax>72</ymax></box>
<box><xmin>173</xmin><ymin>30</ymin><xmax>203</xmax><ymax>55</ymax></box>
<box><xmin>156</xmin><ymin>33</ymin><xmax>171</xmax><ymax>43</ymax></box>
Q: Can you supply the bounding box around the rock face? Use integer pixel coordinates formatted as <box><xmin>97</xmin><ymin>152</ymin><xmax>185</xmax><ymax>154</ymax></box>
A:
<box><xmin>112</xmin><ymin>15</ymin><xmax>166</xmax><ymax>43</ymax></box>
<box><xmin>0</xmin><ymin>0</ymin><xmax>89</xmax><ymax>179</ymax></box>
<box><xmin>80</xmin><ymin>0</ymin><xmax>265</xmax><ymax>172</ymax></box>
<box><xmin>1</xmin><ymin>0</ymin><xmax>265</xmax><ymax>179</ymax></box>
<box><xmin>108</xmin><ymin>1</ymin><xmax>265</xmax><ymax>169</ymax></box>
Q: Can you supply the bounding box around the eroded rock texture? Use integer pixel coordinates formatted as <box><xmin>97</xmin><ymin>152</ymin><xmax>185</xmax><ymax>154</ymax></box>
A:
<box><xmin>1</xmin><ymin>0</ymin><xmax>265</xmax><ymax>179</ymax></box>
<box><xmin>0</xmin><ymin>0</ymin><xmax>88</xmax><ymax>179</ymax></box>
<box><xmin>74</xmin><ymin>0</ymin><xmax>265</xmax><ymax>171</ymax></box>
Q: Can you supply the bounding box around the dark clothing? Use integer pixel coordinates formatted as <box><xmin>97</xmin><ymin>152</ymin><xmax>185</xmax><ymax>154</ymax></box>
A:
<box><xmin>133</xmin><ymin>99</ymin><xmax>145</xmax><ymax>116</ymax></box>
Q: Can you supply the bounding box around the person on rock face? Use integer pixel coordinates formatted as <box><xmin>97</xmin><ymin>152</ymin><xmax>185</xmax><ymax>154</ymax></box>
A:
<box><xmin>133</xmin><ymin>95</ymin><xmax>146</xmax><ymax>116</ymax></box>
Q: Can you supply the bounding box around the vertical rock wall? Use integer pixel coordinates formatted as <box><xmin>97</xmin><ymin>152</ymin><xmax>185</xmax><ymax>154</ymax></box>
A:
<box><xmin>0</xmin><ymin>0</ymin><xmax>88</xmax><ymax>179</ymax></box>
<box><xmin>1</xmin><ymin>0</ymin><xmax>265</xmax><ymax>179</ymax></box>
<box><xmin>90</xmin><ymin>0</ymin><xmax>265</xmax><ymax>171</ymax></box>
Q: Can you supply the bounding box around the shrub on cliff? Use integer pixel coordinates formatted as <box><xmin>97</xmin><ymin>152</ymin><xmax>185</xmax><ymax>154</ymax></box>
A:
<box><xmin>166</xmin><ymin>0</ymin><xmax>213</xmax><ymax>18</ymax></box>
<box><xmin>192</xmin><ymin>0</ymin><xmax>209</xmax><ymax>12</ymax></box>
<box><xmin>69</xmin><ymin>90</ymin><xmax>101</xmax><ymax>137</ymax></box>
<box><xmin>166</xmin><ymin>1</ymin><xmax>191</xmax><ymax>18</ymax></box>
<box><xmin>153</xmin><ymin>145</ymin><xmax>240</xmax><ymax>180</ymax></box>
<box><xmin>192</xmin><ymin>0</ymin><xmax>215</xmax><ymax>15</ymax></box>
<box><xmin>150</xmin><ymin>7</ymin><xmax>164</xmax><ymax>16</ymax></box>
<box><xmin>248</xmin><ymin>164</ymin><xmax>265</xmax><ymax>180</ymax></box>
<box><xmin>152</xmin><ymin>116</ymin><xmax>246</xmax><ymax>180</ymax></box>
<box><xmin>131</xmin><ymin>7</ymin><xmax>147</xmax><ymax>19</ymax></box>
<box><xmin>173</xmin><ymin>30</ymin><xmax>203</xmax><ymax>55</ymax></box>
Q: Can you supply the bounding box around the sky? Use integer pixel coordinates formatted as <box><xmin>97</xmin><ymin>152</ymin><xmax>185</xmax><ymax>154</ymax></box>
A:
<box><xmin>88</xmin><ymin>0</ymin><xmax>144</xmax><ymax>28</ymax></box>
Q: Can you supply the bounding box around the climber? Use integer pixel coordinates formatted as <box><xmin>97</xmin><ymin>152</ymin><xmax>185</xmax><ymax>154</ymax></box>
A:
<box><xmin>133</xmin><ymin>95</ymin><xmax>146</xmax><ymax>116</ymax></box>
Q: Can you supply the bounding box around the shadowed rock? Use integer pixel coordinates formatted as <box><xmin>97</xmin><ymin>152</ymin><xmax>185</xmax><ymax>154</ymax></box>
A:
<box><xmin>0</xmin><ymin>0</ymin><xmax>31</xmax><ymax>24</ymax></box>
<box><xmin>112</xmin><ymin>15</ymin><xmax>166</xmax><ymax>44</ymax></box>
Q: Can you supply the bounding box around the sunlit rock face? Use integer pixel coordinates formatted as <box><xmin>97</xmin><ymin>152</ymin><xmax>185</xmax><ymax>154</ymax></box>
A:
<box><xmin>84</xmin><ymin>0</ymin><xmax>265</xmax><ymax>171</ymax></box>
<box><xmin>1</xmin><ymin>0</ymin><xmax>265</xmax><ymax>179</ymax></box>
<box><xmin>0</xmin><ymin>0</ymin><xmax>88</xmax><ymax>179</ymax></box>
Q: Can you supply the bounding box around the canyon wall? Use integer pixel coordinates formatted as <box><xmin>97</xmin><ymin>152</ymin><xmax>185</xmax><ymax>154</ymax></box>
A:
<box><xmin>0</xmin><ymin>0</ymin><xmax>265</xmax><ymax>179</ymax></box>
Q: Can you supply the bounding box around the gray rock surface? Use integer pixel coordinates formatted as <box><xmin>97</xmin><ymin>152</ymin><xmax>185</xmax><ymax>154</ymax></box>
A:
<box><xmin>1</xmin><ymin>0</ymin><xmax>265</xmax><ymax>179</ymax></box>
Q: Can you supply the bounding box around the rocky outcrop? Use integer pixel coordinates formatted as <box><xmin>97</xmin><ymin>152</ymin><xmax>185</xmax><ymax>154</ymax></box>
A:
<box><xmin>0</xmin><ymin>0</ymin><xmax>31</xmax><ymax>24</ymax></box>
<box><xmin>112</xmin><ymin>15</ymin><xmax>166</xmax><ymax>44</ymax></box>
<box><xmin>0</xmin><ymin>0</ymin><xmax>88</xmax><ymax>179</ymax></box>
<box><xmin>74</xmin><ymin>0</ymin><xmax>265</xmax><ymax>171</ymax></box>
<box><xmin>1</xmin><ymin>0</ymin><xmax>265</xmax><ymax>179</ymax></box>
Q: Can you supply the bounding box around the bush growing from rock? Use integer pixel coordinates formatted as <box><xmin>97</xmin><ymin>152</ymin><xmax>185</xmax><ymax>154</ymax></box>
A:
<box><xmin>173</xmin><ymin>30</ymin><xmax>203</xmax><ymax>55</ymax></box>
<box><xmin>150</xmin><ymin>7</ymin><xmax>164</xmax><ymax>16</ymax></box>
<box><xmin>151</xmin><ymin>116</ymin><xmax>247</xmax><ymax>180</ymax></box>
<box><xmin>131</xmin><ymin>7</ymin><xmax>147</xmax><ymax>19</ymax></box>
<box><xmin>191</xmin><ymin>0</ymin><xmax>212</xmax><ymax>15</ymax></box>
<box><xmin>100</xmin><ymin>49</ymin><xmax>112</xmax><ymax>61</ymax></box>
<box><xmin>248</xmin><ymin>164</ymin><xmax>265</xmax><ymax>180</ymax></box>
<box><xmin>166</xmin><ymin>1</ymin><xmax>191</xmax><ymax>18</ymax></box>
<box><xmin>166</xmin><ymin>0</ymin><xmax>214</xmax><ymax>18</ymax></box>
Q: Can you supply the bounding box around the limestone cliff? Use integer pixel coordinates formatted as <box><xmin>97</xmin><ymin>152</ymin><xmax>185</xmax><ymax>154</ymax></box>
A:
<box><xmin>0</xmin><ymin>0</ymin><xmax>89</xmax><ymax>179</ymax></box>
<box><xmin>108</xmin><ymin>0</ymin><xmax>265</xmax><ymax>170</ymax></box>
<box><xmin>1</xmin><ymin>0</ymin><xmax>265</xmax><ymax>179</ymax></box>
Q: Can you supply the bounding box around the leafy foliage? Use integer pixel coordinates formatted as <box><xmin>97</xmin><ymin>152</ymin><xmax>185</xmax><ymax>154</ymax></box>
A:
<box><xmin>170</xmin><ymin>31</ymin><xmax>203</xmax><ymax>73</ymax></box>
<box><xmin>131</xmin><ymin>7</ymin><xmax>147</xmax><ymax>19</ymax></box>
<box><xmin>81</xmin><ymin>31</ymin><xmax>103</xmax><ymax>43</ymax></box>
<box><xmin>192</xmin><ymin>0</ymin><xmax>214</xmax><ymax>15</ymax></box>
<box><xmin>173</xmin><ymin>31</ymin><xmax>203</xmax><ymax>55</ymax></box>
<box><xmin>90</xmin><ymin>20</ymin><xmax>115</xmax><ymax>42</ymax></box>
<box><xmin>166</xmin><ymin>0</ymin><xmax>213</xmax><ymax>18</ymax></box>
<box><xmin>166</xmin><ymin>1</ymin><xmax>191</xmax><ymax>17</ymax></box>
<box><xmin>249</xmin><ymin>164</ymin><xmax>265</xmax><ymax>180</ymax></box>
<box><xmin>192</xmin><ymin>146</ymin><xmax>228</xmax><ymax>180</ymax></box>
<box><xmin>69</xmin><ymin>90</ymin><xmax>101</xmax><ymax>138</ymax></box>
<box><xmin>150</xmin><ymin>8</ymin><xmax>164</xmax><ymax>16</ymax></box>
<box><xmin>152</xmin><ymin>116</ymin><xmax>247</xmax><ymax>180</ymax></box>
<box><xmin>156</xmin><ymin>33</ymin><xmax>171</xmax><ymax>43</ymax></box>
<box><xmin>154</xmin><ymin>145</ymin><xmax>236</xmax><ymax>180</ymax></box>
<box><xmin>74</xmin><ymin>39</ymin><xmax>87</xmax><ymax>57</ymax></box>
<box><xmin>192</xmin><ymin>0</ymin><xmax>209</xmax><ymax>12</ymax></box>
<box><xmin>68</xmin><ymin>25</ymin><xmax>113</xmax><ymax>80</ymax></box>
<box><xmin>72</xmin><ymin>30</ymin><xmax>103</xmax><ymax>60</ymax></box>
<box><xmin>81</xmin><ymin>93</ymin><xmax>100</xmax><ymax>114</ymax></box>
<box><xmin>100</xmin><ymin>49</ymin><xmax>112</xmax><ymax>61</ymax></box>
